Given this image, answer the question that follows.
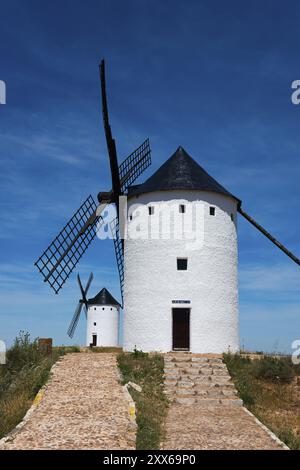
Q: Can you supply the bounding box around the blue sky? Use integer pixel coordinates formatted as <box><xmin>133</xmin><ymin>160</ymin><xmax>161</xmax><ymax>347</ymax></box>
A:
<box><xmin>0</xmin><ymin>0</ymin><xmax>300</xmax><ymax>352</ymax></box>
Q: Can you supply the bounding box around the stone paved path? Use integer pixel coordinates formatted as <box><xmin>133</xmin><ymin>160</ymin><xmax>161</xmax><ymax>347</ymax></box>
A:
<box><xmin>161</xmin><ymin>353</ymin><xmax>287</xmax><ymax>450</ymax></box>
<box><xmin>0</xmin><ymin>353</ymin><xmax>135</xmax><ymax>450</ymax></box>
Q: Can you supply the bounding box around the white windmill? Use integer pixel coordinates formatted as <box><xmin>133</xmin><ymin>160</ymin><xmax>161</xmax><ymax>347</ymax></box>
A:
<box><xmin>35</xmin><ymin>60</ymin><xmax>300</xmax><ymax>354</ymax></box>
<box><xmin>67</xmin><ymin>273</ymin><xmax>121</xmax><ymax>348</ymax></box>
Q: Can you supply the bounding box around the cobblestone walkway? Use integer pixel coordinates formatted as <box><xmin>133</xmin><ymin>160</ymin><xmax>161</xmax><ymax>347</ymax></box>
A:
<box><xmin>161</xmin><ymin>353</ymin><xmax>287</xmax><ymax>450</ymax></box>
<box><xmin>0</xmin><ymin>353</ymin><xmax>135</xmax><ymax>450</ymax></box>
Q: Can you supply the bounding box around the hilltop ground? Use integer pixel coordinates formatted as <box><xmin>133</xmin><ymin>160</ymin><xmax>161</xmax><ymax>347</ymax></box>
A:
<box><xmin>0</xmin><ymin>334</ymin><xmax>299</xmax><ymax>449</ymax></box>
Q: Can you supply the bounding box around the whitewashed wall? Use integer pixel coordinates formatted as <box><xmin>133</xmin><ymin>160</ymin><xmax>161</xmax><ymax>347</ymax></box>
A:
<box><xmin>86</xmin><ymin>305</ymin><xmax>119</xmax><ymax>347</ymax></box>
<box><xmin>123</xmin><ymin>190</ymin><xmax>239</xmax><ymax>353</ymax></box>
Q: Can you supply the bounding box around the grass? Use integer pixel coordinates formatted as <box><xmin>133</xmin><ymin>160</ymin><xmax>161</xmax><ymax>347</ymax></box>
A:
<box><xmin>224</xmin><ymin>353</ymin><xmax>300</xmax><ymax>450</ymax></box>
<box><xmin>89</xmin><ymin>346</ymin><xmax>123</xmax><ymax>353</ymax></box>
<box><xmin>0</xmin><ymin>332</ymin><xmax>79</xmax><ymax>439</ymax></box>
<box><xmin>117</xmin><ymin>349</ymin><xmax>169</xmax><ymax>450</ymax></box>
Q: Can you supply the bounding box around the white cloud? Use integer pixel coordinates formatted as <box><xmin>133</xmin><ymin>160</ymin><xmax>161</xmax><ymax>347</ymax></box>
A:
<box><xmin>239</xmin><ymin>263</ymin><xmax>300</xmax><ymax>293</ymax></box>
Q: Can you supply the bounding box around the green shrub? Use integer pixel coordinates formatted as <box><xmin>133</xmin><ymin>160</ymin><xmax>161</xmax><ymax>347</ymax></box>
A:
<box><xmin>53</xmin><ymin>345</ymin><xmax>80</xmax><ymax>355</ymax></box>
<box><xmin>6</xmin><ymin>331</ymin><xmax>41</xmax><ymax>372</ymax></box>
<box><xmin>252</xmin><ymin>357</ymin><xmax>295</xmax><ymax>383</ymax></box>
<box><xmin>132</xmin><ymin>346</ymin><xmax>148</xmax><ymax>359</ymax></box>
<box><xmin>277</xmin><ymin>427</ymin><xmax>300</xmax><ymax>450</ymax></box>
<box><xmin>89</xmin><ymin>346</ymin><xmax>122</xmax><ymax>353</ymax></box>
<box><xmin>223</xmin><ymin>353</ymin><xmax>256</xmax><ymax>405</ymax></box>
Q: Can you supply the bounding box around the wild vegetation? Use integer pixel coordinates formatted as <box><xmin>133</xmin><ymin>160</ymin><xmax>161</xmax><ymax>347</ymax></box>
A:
<box><xmin>224</xmin><ymin>353</ymin><xmax>300</xmax><ymax>450</ymax></box>
<box><xmin>0</xmin><ymin>332</ymin><xmax>79</xmax><ymax>439</ymax></box>
<box><xmin>89</xmin><ymin>346</ymin><xmax>122</xmax><ymax>353</ymax></box>
<box><xmin>117</xmin><ymin>349</ymin><xmax>169</xmax><ymax>450</ymax></box>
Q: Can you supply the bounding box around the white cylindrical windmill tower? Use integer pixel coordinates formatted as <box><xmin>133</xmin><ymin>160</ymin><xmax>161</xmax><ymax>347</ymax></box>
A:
<box><xmin>86</xmin><ymin>288</ymin><xmax>121</xmax><ymax>347</ymax></box>
<box><xmin>123</xmin><ymin>147</ymin><xmax>240</xmax><ymax>354</ymax></box>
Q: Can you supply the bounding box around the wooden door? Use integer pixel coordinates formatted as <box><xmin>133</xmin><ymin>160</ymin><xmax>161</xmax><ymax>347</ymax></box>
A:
<box><xmin>172</xmin><ymin>308</ymin><xmax>190</xmax><ymax>350</ymax></box>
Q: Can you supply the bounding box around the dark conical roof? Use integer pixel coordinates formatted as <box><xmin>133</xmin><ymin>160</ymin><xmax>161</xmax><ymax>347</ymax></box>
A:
<box><xmin>87</xmin><ymin>288</ymin><xmax>121</xmax><ymax>307</ymax></box>
<box><xmin>128</xmin><ymin>146</ymin><xmax>240</xmax><ymax>203</ymax></box>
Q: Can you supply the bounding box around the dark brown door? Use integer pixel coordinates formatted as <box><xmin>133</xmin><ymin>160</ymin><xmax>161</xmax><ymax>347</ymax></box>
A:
<box><xmin>92</xmin><ymin>334</ymin><xmax>97</xmax><ymax>347</ymax></box>
<box><xmin>172</xmin><ymin>308</ymin><xmax>190</xmax><ymax>350</ymax></box>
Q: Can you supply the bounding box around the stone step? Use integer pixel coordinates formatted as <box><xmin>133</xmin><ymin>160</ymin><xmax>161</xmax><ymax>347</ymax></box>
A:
<box><xmin>164</xmin><ymin>380</ymin><xmax>178</xmax><ymax>387</ymax></box>
<box><xmin>174</xmin><ymin>397</ymin><xmax>243</xmax><ymax>406</ymax></box>
<box><xmin>164</xmin><ymin>371</ymin><xmax>180</xmax><ymax>376</ymax></box>
<box><xmin>195</xmin><ymin>382</ymin><xmax>235</xmax><ymax>390</ymax></box>
<box><xmin>164</xmin><ymin>373</ymin><xmax>179</xmax><ymax>379</ymax></box>
<box><xmin>174</xmin><ymin>397</ymin><xmax>196</xmax><ymax>405</ymax></box>
<box><xmin>167</xmin><ymin>356</ymin><xmax>192</xmax><ymax>363</ymax></box>
<box><xmin>200</xmin><ymin>389</ymin><xmax>224</xmax><ymax>397</ymax></box>
<box><xmin>163</xmin><ymin>353</ymin><xmax>242</xmax><ymax>407</ymax></box>
<box><xmin>167</xmin><ymin>384</ymin><xmax>236</xmax><ymax>395</ymax></box>
<box><xmin>198</xmin><ymin>368</ymin><xmax>213</xmax><ymax>375</ymax></box>
<box><xmin>191</xmin><ymin>357</ymin><xmax>223</xmax><ymax>363</ymax></box>
<box><xmin>210</xmin><ymin>377</ymin><xmax>232</xmax><ymax>385</ymax></box>
<box><xmin>212</xmin><ymin>369</ymin><xmax>230</xmax><ymax>376</ymax></box>
<box><xmin>219</xmin><ymin>398</ymin><xmax>243</xmax><ymax>407</ymax></box>
<box><xmin>175</xmin><ymin>389</ymin><xmax>196</xmax><ymax>396</ymax></box>
<box><xmin>176</xmin><ymin>380</ymin><xmax>194</xmax><ymax>388</ymax></box>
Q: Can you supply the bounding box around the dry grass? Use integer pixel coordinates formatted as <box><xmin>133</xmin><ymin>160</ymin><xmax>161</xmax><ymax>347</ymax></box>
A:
<box><xmin>117</xmin><ymin>349</ymin><xmax>169</xmax><ymax>450</ymax></box>
<box><xmin>224</xmin><ymin>353</ymin><xmax>300</xmax><ymax>450</ymax></box>
<box><xmin>88</xmin><ymin>346</ymin><xmax>123</xmax><ymax>353</ymax></box>
<box><xmin>0</xmin><ymin>333</ymin><xmax>79</xmax><ymax>439</ymax></box>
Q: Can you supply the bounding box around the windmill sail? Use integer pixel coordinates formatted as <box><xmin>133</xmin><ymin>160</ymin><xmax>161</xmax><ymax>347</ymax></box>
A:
<box><xmin>67</xmin><ymin>301</ymin><xmax>84</xmax><ymax>338</ymax></box>
<box><xmin>34</xmin><ymin>59</ymin><xmax>152</xmax><ymax>296</ymax></box>
<box><xmin>67</xmin><ymin>273</ymin><xmax>93</xmax><ymax>338</ymax></box>
<box><xmin>238</xmin><ymin>207</ymin><xmax>300</xmax><ymax>266</ymax></box>
<box><xmin>110</xmin><ymin>217</ymin><xmax>124</xmax><ymax>305</ymax></box>
<box><xmin>35</xmin><ymin>195</ymin><xmax>99</xmax><ymax>294</ymax></box>
<box><xmin>100</xmin><ymin>60</ymin><xmax>121</xmax><ymax>202</ymax></box>
<box><xmin>119</xmin><ymin>139</ymin><xmax>151</xmax><ymax>193</ymax></box>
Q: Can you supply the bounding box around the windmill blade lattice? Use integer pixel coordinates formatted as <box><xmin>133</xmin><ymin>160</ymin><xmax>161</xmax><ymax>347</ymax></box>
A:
<box><xmin>35</xmin><ymin>195</ymin><xmax>99</xmax><ymax>294</ymax></box>
<box><xmin>67</xmin><ymin>301</ymin><xmax>84</xmax><ymax>338</ymax></box>
<box><xmin>67</xmin><ymin>272</ymin><xmax>93</xmax><ymax>338</ymax></box>
<box><xmin>110</xmin><ymin>217</ymin><xmax>124</xmax><ymax>305</ymax></box>
<box><xmin>119</xmin><ymin>139</ymin><xmax>151</xmax><ymax>193</ymax></box>
<box><xmin>34</xmin><ymin>60</ymin><xmax>152</xmax><ymax>298</ymax></box>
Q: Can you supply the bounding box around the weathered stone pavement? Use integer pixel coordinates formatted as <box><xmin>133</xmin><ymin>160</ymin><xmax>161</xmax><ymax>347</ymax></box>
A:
<box><xmin>0</xmin><ymin>353</ymin><xmax>135</xmax><ymax>450</ymax></box>
<box><xmin>161</xmin><ymin>353</ymin><xmax>287</xmax><ymax>450</ymax></box>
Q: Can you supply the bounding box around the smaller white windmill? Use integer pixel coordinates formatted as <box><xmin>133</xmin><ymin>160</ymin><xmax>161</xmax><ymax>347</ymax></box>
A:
<box><xmin>67</xmin><ymin>273</ymin><xmax>121</xmax><ymax>347</ymax></box>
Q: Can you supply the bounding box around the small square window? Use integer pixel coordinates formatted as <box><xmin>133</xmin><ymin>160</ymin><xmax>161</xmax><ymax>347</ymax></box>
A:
<box><xmin>94</xmin><ymin>322</ymin><xmax>96</xmax><ymax>326</ymax></box>
<box><xmin>94</xmin><ymin>307</ymin><xmax>96</xmax><ymax>311</ymax></box>
<box><xmin>177</xmin><ymin>258</ymin><xmax>188</xmax><ymax>270</ymax></box>
<box><xmin>179</xmin><ymin>204</ymin><xmax>185</xmax><ymax>213</ymax></box>
<box><xmin>148</xmin><ymin>206</ymin><xmax>154</xmax><ymax>215</ymax></box>
<box><xmin>209</xmin><ymin>206</ymin><xmax>215</xmax><ymax>216</ymax></box>
<box><xmin>129</xmin><ymin>214</ymin><xmax>133</xmax><ymax>221</ymax></box>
